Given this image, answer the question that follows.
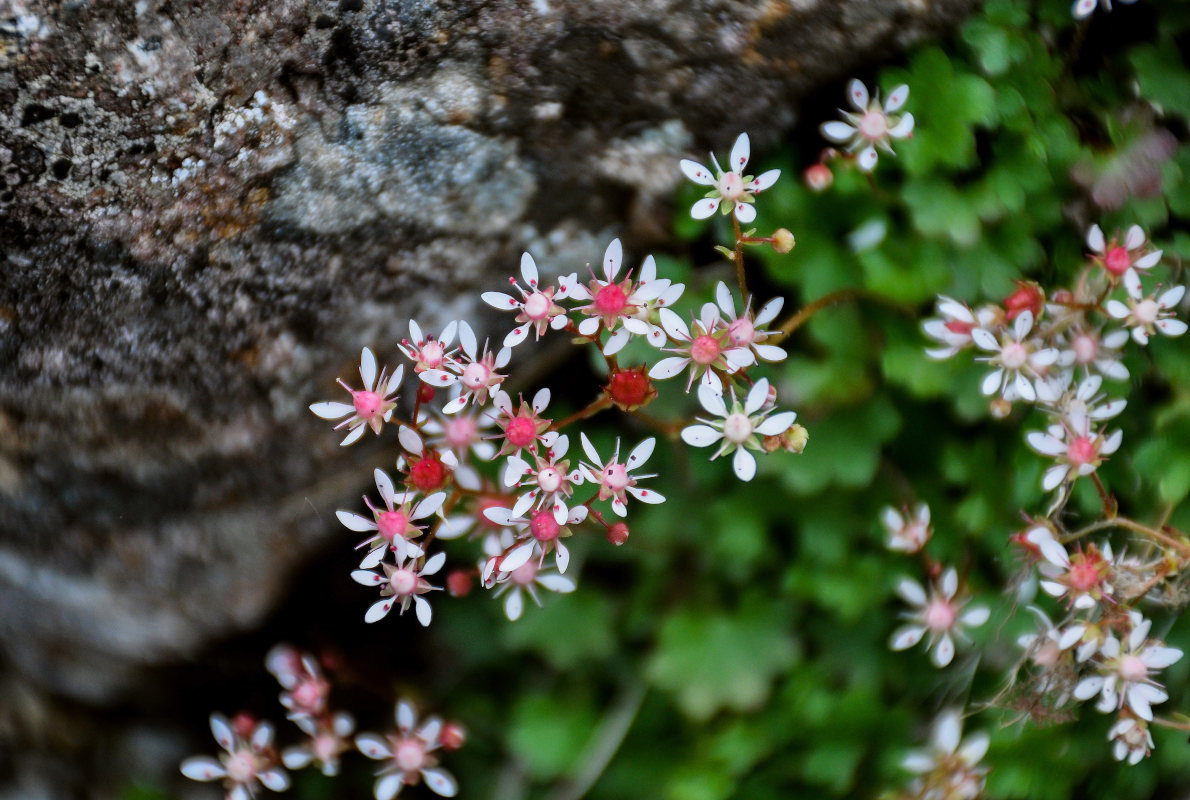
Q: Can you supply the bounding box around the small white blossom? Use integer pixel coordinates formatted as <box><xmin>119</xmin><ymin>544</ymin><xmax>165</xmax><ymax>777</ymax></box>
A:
<box><xmin>1109</xmin><ymin>713</ymin><xmax>1155</xmax><ymax>765</ymax></box>
<box><xmin>712</xmin><ymin>281</ymin><xmax>787</xmax><ymax>367</ymax></box>
<box><xmin>578</xmin><ymin>432</ymin><xmax>665</xmax><ymax>517</ymax></box>
<box><xmin>282</xmin><ymin>713</ymin><xmax>355</xmax><ymax>777</ymax></box>
<box><xmin>820</xmin><ymin>79</ymin><xmax>914</xmax><ymax>172</ymax></box>
<box><xmin>310</xmin><ymin>347</ymin><xmax>405</xmax><ymax>446</ymax></box>
<box><xmin>419</xmin><ymin>321</ymin><xmax>512</xmax><ymax>413</ymax></box>
<box><xmin>181</xmin><ymin>715</ymin><xmax>290</xmax><ymax>800</ymax></box>
<box><xmin>1104</xmin><ymin>273</ymin><xmax>1187</xmax><ymax>345</ymax></box>
<box><xmin>922</xmin><ymin>296</ymin><xmax>999</xmax><ymax>360</ymax></box>
<box><xmin>1073</xmin><ymin>0</ymin><xmax>1137</xmax><ymax>20</ymax></box>
<box><xmin>1074</xmin><ymin>611</ymin><xmax>1182</xmax><ymax>721</ymax></box>
<box><xmin>680</xmin><ymin>379</ymin><xmax>797</xmax><ymax>482</ymax></box>
<box><xmin>482</xmin><ymin>252</ymin><xmax>570</xmax><ymax>347</ymax></box>
<box><xmin>889</xmin><ymin>568</ymin><xmax>989</xmax><ymax>668</ymax></box>
<box><xmin>971</xmin><ymin>309</ymin><xmax>1060</xmax><ymax>403</ymax></box>
<box><xmin>680</xmin><ymin>132</ymin><xmax>780</xmax><ymax>223</ymax></box>
<box><xmin>483</xmin><ymin>531</ymin><xmax>576</xmax><ymax>621</ymax></box>
<box><xmin>351</xmin><ymin>551</ymin><xmax>447</xmax><ymax>626</ymax></box>
<box><xmin>336</xmin><ymin>469</ymin><xmax>445</xmax><ymax>568</ymax></box>
<box><xmin>356</xmin><ymin>700</ymin><xmax>458</xmax><ymax>799</ymax></box>
<box><xmin>1086</xmin><ymin>223</ymin><xmax>1161</xmax><ymax>284</ymax></box>
<box><xmin>901</xmin><ymin>709</ymin><xmax>989</xmax><ymax>800</ymax></box>
<box><xmin>880</xmin><ymin>502</ymin><xmax>932</xmax><ymax>553</ymax></box>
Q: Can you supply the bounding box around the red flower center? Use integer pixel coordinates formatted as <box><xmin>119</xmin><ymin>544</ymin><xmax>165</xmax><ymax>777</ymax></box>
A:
<box><xmin>530</xmin><ymin>510</ymin><xmax>560</xmax><ymax>542</ymax></box>
<box><xmin>354</xmin><ymin>390</ymin><xmax>383</xmax><ymax>419</ymax></box>
<box><xmin>505</xmin><ymin>416</ymin><xmax>538</xmax><ymax>448</ymax></box>
<box><xmin>594</xmin><ymin>283</ymin><xmax>628</xmax><ymax>317</ymax></box>
<box><xmin>691</xmin><ymin>335</ymin><xmax>721</xmax><ymax>365</ymax></box>
<box><xmin>1104</xmin><ymin>246</ymin><xmax>1131</xmax><ymax>276</ymax></box>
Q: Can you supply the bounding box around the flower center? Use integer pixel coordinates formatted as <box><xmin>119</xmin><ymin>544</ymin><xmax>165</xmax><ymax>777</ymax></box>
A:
<box><xmin>1119</xmin><ymin>654</ymin><xmax>1149</xmax><ymax>683</ymax></box>
<box><xmin>445</xmin><ymin>416</ymin><xmax>478</xmax><ymax>448</ymax></box>
<box><xmin>510</xmin><ymin>560</ymin><xmax>538</xmax><ymax>586</ymax></box>
<box><xmin>727</xmin><ymin>317</ymin><xmax>756</xmax><ymax>347</ymax></box>
<box><xmin>717</xmin><ymin>172</ymin><xmax>744</xmax><ymax>200</ymax></box>
<box><xmin>354</xmin><ymin>390</ymin><xmax>384</xmax><ymax>419</ymax></box>
<box><xmin>690</xmin><ymin>334</ymin><xmax>721</xmax><ymax>365</ymax></box>
<box><xmin>377</xmin><ymin>510</ymin><xmax>410</xmax><ymax>542</ymax></box>
<box><xmin>394</xmin><ymin>738</ymin><xmax>426</xmax><ymax>772</ymax></box>
<box><xmin>419</xmin><ymin>340</ymin><xmax>444</xmax><ymax>369</ymax></box>
<box><xmin>1072</xmin><ymin>333</ymin><xmax>1097</xmax><ymax>364</ymax></box>
<box><xmin>462</xmin><ymin>361</ymin><xmax>491</xmax><ymax>390</ymax></box>
<box><xmin>1067</xmin><ymin>436</ymin><xmax>1098</xmax><ymax>467</ymax></box>
<box><xmin>859</xmin><ymin>110</ymin><xmax>888</xmax><ymax>140</ymax></box>
<box><xmin>594</xmin><ymin>283</ymin><xmax>628</xmax><ymax>317</ymax></box>
<box><xmin>1134</xmin><ymin>299</ymin><xmax>1160</xmax><ymax>325</ymax></box>
<box><xmin>1068</xmin><ymin>557</ymin><xmax>1102</xmax><ymax>592</ymax></box>
<box><xmin>314</xmin><ymin>733</ymin><xmax>338</xmax><ymax>762</ymax></box>
<box><xmin>537</xmin><ymin>467</ymin><xmax>562</xmax><ymax>493</ymax></box>
<box><xmin>1000</xmin><ymin>341</ymin><xmax>1028</xmax><ymax>370</ymax></box>
<box><xmin>523</xmin><ymin>292</ymin><xmax>552</xmax><ymax>320</ymax></box>
<box><xmin>945</xmin><ymin>319</ymin><xmax>975</xmax><ymax>335</ymax></box>
<box><xmin>389</xmin><ymin>568</ymin><xmax>418</xmax><ymax>596</ymax></box>
<box><xmin>505</xmin><ymin>416</ymin><xmax>538</xmax><ymax>448</ymax></box>
<box><xmin>924</xmin><ymin>598</ymin><xmax>957</xmax><ymax>632</ymax></box>
<box><xmin>723</xmin><ymin>412</ymin><xmax>753</xmax><ymax>444</ymax></box>
<box><xmin>292</xmin><ymin>680</ymin><xmax>325</xmax><ymax>710</ymax></box>
<box><xmin>602</xmin><ymin>463</ymin><xmax>630</xmax><ymax>492</ymax></box>
<box><xmin>1104</xmin><ymin>246</ymin><xmax>1131</xmax><ymax>276</ymax></box>
<box><xmin>530</xmin><ymin>510</ymin><xmax>560</xmax><ymax>542</ymax></box>
<box><xmin>225</xmin><ymin>750</ymin><xmax>256</xmax><ymax>783</ymax></box>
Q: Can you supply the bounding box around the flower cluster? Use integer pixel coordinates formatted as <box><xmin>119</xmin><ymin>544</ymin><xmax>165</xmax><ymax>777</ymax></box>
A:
<box><xmin>183</xmin><ymin>646</ymin><xmax>465</xmax><ymax>799</ymax></box>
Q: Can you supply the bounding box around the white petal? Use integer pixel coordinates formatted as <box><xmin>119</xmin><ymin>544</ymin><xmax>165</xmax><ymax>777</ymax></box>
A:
<box><xmin>503</xmin><ymin>325</ymin><xmax>530</xmax><ymax>348</ymax></box>
<box><xmin>422</xmin><ymin>767</ymin><xmax>459</xmax><ymax>797</ymax></box>
<box><xmin>422</xmin><ymin>551</ymin><xmax>447</xmax><ymax>576</ymax></box>
<box><xmin>1042</xmin><ymin>464</ymin><xmax>1070</xmax><ymax>491</ymax></box>
<box><xmin>980</xmin><ymin>368</ymin><xmax>1004</xmax><ymax>397</ymax></box>
<box><xmin>649</xmin><ymin>356</ymin><xmax>689</xmax><ymax>381</ymax></box>
<box><xmin>1157</xmin><ymin>319</ymin><xmax>1188</xmax><ymax>337</ymax></box>
<box><xmin>756</xmin><ymin>412</ymin><xmax>796</xmax><ymax>436</ymax></box>
<box><xmin>360</xmin><ymin>347</ymin><xmax>377</xmax><ymax>391</ymax></box>
<box><xmin>501</xmin><ymin>542</ymin><xmax>535</xmax><ymax>573</ymax></box>
<box><xmin>889</xmin><ymin>625</ymin><xmax>926</xmax><ymax>650</ymax></box>
<box><xmin>338</xmin><ymin>510</ymin><xmax>376</xmax><ymax>532</ymax></box>
<box><xmin>1160</xmin><ymin>285</ymin><xmax>1186</xmax><ymax>307</ymax></box>
<box><xmin>681</xmin><ymin>424</ymin><xmax>722</xmax><ymax>448</ymax></box>
<box><xmin>1104</xmin><ymin>299</ymin><xmax>1131</xmax><ymax>320</ymax></box>
<box><xmin>733</xmin><ymin>202</ymin><xmax>756</xmax><ymax>223</ymax></box>
<box><xmin>627</xmin><ymin>437</ymin><xmax>655</xmax><ymax>468</ymax></box>
<box><xmin>932</xmin><ymin>712</ymin><xmax>962</xmax><ymax>755</ymax></box>
<box><xmin>356</xmin><ymin>733</ymin><xmax>393</xmax><ymax>760</ymax></box>
<box><xmin>281</xmin><ymin>748</ymin><xmax>314</xmax><ymax>769</ymax></box>
<box><xmin>555</xmin><ymin>541</ymin><xmax>570</xmax><ymax>573</ymax></box>
<box><xmin>603</xmin><ymin>328</ymin><xmax>631</xmax><ymax>356</ymax></box>
<box><xmin>458</xmin><ymin>319</ymin><xmax>477</xmax><ymax>359</ymax></box>
<box><xmin>210</xmin><ymin>715</ymin><xmax>235</xmax><ymax>750</ymax></box>
<box><xmin>749</xmin><ymin>168</ymin><xmax>780</xmax><ymax>193</ymax></box>
<box><xmin>745</xmin><ymin>378</ymin><xmax>769</xmax><ymax>414</ymax></box>
<box><xmin>931</xmin><ymin>633</ymin><xmax>956</xmax><ymax>667</ymax></box>
<box><xmin>679</xmin><ymin>159</ymin><xmax>716</xmax><ymax>186</ymax></box>
<box><xmin>884</xmin><ymin>84</ymin><xmax>909</xmax><ymax>112</ymax></box>
<box><xmin>352</xmin><ymin>569</ymin><xmax>385</xmax><ymax>586</ymax></box>
<box><xmin>732</xmin><ymin>447</ymin><xmax>756</xmax><ymax>481</ymax></box>
<box><xmin>626</xmin><ymin>485</ymin><xmax>664</xmax><ymax>504</ymax></box>
<box><xmin>1124</xmin><ymin>224</ymin><xmax>1145</xmax><ymax>250</ymax></box>
<box><xmin>730</xmin><ymin>132</ymin><xmax>750</xmax><ymax>173</ymax></box>
<box><xmin>259</xmin><ymin>769</ymin><xmax>290</xmax><ymax>791</ymax></box>
<box><xmin>520</xmin><ymin>251</ymin><xmax>539</xmax><ymax>287</ymax></box>
<box><xmin>697</xmin><ymin>383</ymin><xmax>728</xmax><ymax>416</ymax></box>
<box><xmin>309</xmin><ymin>401</ymin><xmax>355</xmax><ymax>420</ymax></box>
<box><xmin>888</xmin><ymin>113</ymin><xmax>914</xmax><ymax>138</ymax></box>
<box><xmin>857</xmin><ymin>146</ymin><xmax>878</xmax><ymax>172</ymax></box>
<box><xmin>537</xmin><ymin>573</ymin><xmax>577</xmax><ymax>592</ymax></box>
<box><xmin>1086</xmin><ymin>224</ymin><xmax>1105</xmax><ymax>253</ymax></box>
<box><xmin>413</xmin><ymin>595</ymin><xmax>432</xmax><ymax>626</ymax></box>
<box><xmin>960</xmin><ymin>605</ymin><xmax>990</xmax><ymax>627</ymax></box>
<box><xmin>969</xmin><ymin>328</ymin><xmax>999</xmax><ymax>351</ymax></box>
<box><xmin>820</xmin><ymin>121</ymin><xmax>857</xmax><ymax>143</ymax></box>
<box><xmin>1026</xmin><ymin>431</ymin><xmax>1066</xmax><ymax>456</ymax></box>
<box><xmin>397</xmin><ymin>700</ymin><xmax>416</xmax><ymax>732</ymax></box>
<box><xmin>364</xmin><ymin>598</ymin><xmax>395</xmax><ymax>623</ymax></box>
<box><xmin>896</xmin><ymin>578</ymin><xmax>928</xmax><ymax>606</ymax></box>
<box><xmin>504</xmin><ymin>588</ymin><xmax>524</xmax><ymax>621</ymax></box>
<box><xmin>691</xmin><ymin>198</ymin><xmax>720</xmax><ymax>219</ymax></box>
<box><xmin>754</xmin><ymin>344</ymin><xmax>787</xmax><ymax>362</ymax></box>
<box><xmin>375</xmin><ymin>773</ymin><xmax>404</xmax><ymax>800</ymax></box>
<box><xmin>180</xmin><ymin>757</ymin><xmax>227</xmax><ymax>781</ymax></box>
<box><xmin>847</xmin><ymin>79</ymin><xmax>870</xmax><ymax>110</ymax></box>
<box><xmin>603</xmin><ymin>238</ymin><xmax>623</xmax><ymax>282</ymax></box>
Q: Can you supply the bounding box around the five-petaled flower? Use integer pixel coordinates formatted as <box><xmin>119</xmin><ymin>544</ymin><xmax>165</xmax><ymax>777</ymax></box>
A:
<box><xmin>680</xmin><ymin>132</ymin><xmax>780</xmax><ymax>223</ymax></box>
<box><xmin>310</xmin><ymin>347</ymin><xmax>405</xmax><ymax>446</ymax></box>
<box><xmin>889</xmin><ymin>567</ymin><xmax>989</xmax><ymax>668</ymax></box>
<box><xmin>578</xmin><ymin>432</ymin><xmax>666</xmax><ymax>517</ymax></box>
<box><xmin>1086</xmin><ymin>224</ymin><xmax>1161</xmax><ymax>285</ymax></box>
<box><xmin>1074</xmin><ymin>611</ymin><xmax>1182</xmax><ymax>721</ymax></box>
<box><xmin>564</xmin><ymin>238</ymin><xmax>675</xmax><ymax>355</ymax></box>
<box><xmin>679</xmin><ymin>378</ymin><xmax>798</xmax><ymax>481</ymax></box>
<box><xmin>351</xmin><ymin>551</ymin><xmax>447</xmax><ymax>626</ymax></box>
<box><xmin>356</xmin><ymin>700</ymin><xmax>458</xmax><ymax>799</ymax></box>
<box><xmin>336</xmin><ymin>468</ymin><xmax>445</xmax><ymax>567</ymax></box>
<box><xmin>820</xmin><ymin>79</ymin><xmax>914</xmax><ymax>172</ymax></box>
<box><xmin>181</xmin><ymin>714</ymin><xmax>290</xmax><ymax>800</ymax></box>
<box><xmin>1104</xmin><ymin>273</ymin><xmax>1187</xmax><ymax>345</ymax></box>
<box><xmin>482</xmin><ymin>252</ymin><xmax>570</xmax><ymax>347</ymax></box>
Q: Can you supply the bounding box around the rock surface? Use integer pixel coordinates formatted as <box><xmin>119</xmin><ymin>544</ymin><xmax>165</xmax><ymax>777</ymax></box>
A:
<box><xmin>0</xmin><ymin>0</ymin><xmax>976</xmax><ymax>717</ymax></box>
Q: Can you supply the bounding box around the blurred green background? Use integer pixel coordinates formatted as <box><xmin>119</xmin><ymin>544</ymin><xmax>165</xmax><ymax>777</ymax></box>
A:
<box><xmin>172</xmin><ymin>1</ymin><xmax>1190</xmax><ymax>798</ymax></box>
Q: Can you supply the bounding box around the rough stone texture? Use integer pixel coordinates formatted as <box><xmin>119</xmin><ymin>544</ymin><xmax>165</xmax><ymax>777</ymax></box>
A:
<box><xmin>0</xmin><ymin>0</ymin><xmax>976</xmax><ymax>757</ymax></box>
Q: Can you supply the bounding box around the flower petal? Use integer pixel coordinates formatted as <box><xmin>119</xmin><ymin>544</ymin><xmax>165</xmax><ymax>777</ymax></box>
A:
<box><xmin>680</xmin><ymin>159</ymin><xmax>715</xmax><ymax>186</ymax></box>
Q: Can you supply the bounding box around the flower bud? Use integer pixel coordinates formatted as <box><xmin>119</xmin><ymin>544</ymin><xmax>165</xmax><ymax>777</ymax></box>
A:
<box><xmin>604</xmin><ymin>366</ymin><xmax>657</xmax><ymax>411</ymax></box>
<box><xmin>446</xmin><ymin>569</ymin><xmax>473</xmax><ymax>597</ymax></box>
<box><xmin>417</xmin><ymin>383</ymin><xmax>437</xmax><ymax>404</ymax></box>
<box><xmin>804</xmin><ymin>163</ymin><xmax>833</xmax><ymax>192</ymax></box>
<box><xmin>989</xmin><ymin>397</ymin><xmax>1012</xmax><ymax>419</ymax></box>
<box><xmin>607</xmin><ymin>522</ymin><xmax>630</xmax><ymax>546</ymax></box>
<box><xmin>440</xmin><ymin>721</ymin><xmax>467</xmax><ymax>751</ymax></box>
<box><xmin>1003</xmin><ymin>280</ymin><xmax>1044</xmax><ymax>322</ymax></box>
<box><xmin>771</xmin><ymin>228</ymin><xmax>796</xmax><ymax>254</ymax></box>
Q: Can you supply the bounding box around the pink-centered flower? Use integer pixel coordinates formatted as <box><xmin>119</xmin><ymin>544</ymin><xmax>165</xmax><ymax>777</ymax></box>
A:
<box><xmin>419</xmin><ymin>403</ymin><xmax>497</xmax><ymax>462</ymax></box>
<box><xmin>419</xmin><ymin>321</ymin><xmax>512</xmax><ymax>413</ymax></box>
<box><xmin>310</xmin><ymin>347</ymin><xmax>405</xmax><ymax>446</ymax></box>
<box><xmin>1057</xmin><ymin>326</ymin><xmax>1130</xmax><ymax>382</ymax></box>
<box><xmin>181</xmin><ymin>715</ymin><xmax>290</xmax><ymax>800</ymax></box>
<box><xmin>820</xmin><ymin>79</ymin><xmax>914</xmax><ymax>172</ymax></box>
<box><xmin>1086</xmin><ymin>223</ymin><xmax>1161</xmax><ymax>284</ymax></box>
<box><xmin>1026</xmin><ymin>527</ymin><xmax>1115</xmax><ymax>610</ymax></box>
<box><xmin>889</xmin><ymin>568</ymin><xmax>989</xmax><ymax>668</ymax></box>
<box><xmin>482</xmin><ymin>252</ymin><xmax>570</xmax><ymax>347</ymax></box>
<box><xmin>712</xmin><ymin>281</ymin><xmax>786</xmax><ymax>367</ymax></box>
<box><xmin>336</xmin><ymin>468</ymin><xmax>446</xmax><ymax>568</ymax></box>
<box><xmin>563</xmin><ymin>239</ymin><xmax>674</xmax><ymax>355</ymax></box>
<box><xmin>1104</xmin><ymin>272</ymin><xmax>1187</xmax><ymax>345</ymax></box>
<box><xmin>356</xmin><ymin>700</ymin><xmax>458</xmax><ymax>799</ymax></box>
<box><xmin>282</xmin><ymin>713</ymin><xmax>355</xmax><ymax>777</ymax></box>
<box><xmin>483</xmin><ymin>531</ymin><xmax>576</xmax><ymax>621</ymax></box>
<box><xmin>265</xmin><ymin>645</ymin><xmax>330</xmax><ymax>721</ymax></box>
<box><xmin>1074</xmin><ymin>611</ymin><xmax>1182</xmax><ymax>721</ymax></box>
<box><xmin>922</xmin><ymin>296</ymin><xmax>999</xmax><ymax>360</ymax></box>
<box><xmin>680</xmin><ymin>379</ymin><xmax>798</xmax><ymax>482</ymax></box>
<box><xmin>650</xmin><ymin>304</ymin><xmax>747</xmax><ymax>393</ymax></box>
<box><xmin>351</xmin><ymin>550</ymin><xmax>446</xmax><ymax>626</ymax></box>
<box><xmin>398</xmin><ymin>319</ymin><xmax>458</xmax><ymax>375</ymax></box>
<box><xmin>880</xmin><ymin>502</ymin><xmax>932</xmax><ymax>554</ymax></box>
<box><xmin>503</xmin><ymin>434</ymin><xmax>584</xmax><ymax>525</ymax></box>
<box><xmin>1109</xmin><ymin>713</ymin><xmax>1155</xmax><ymax>765</ymax></box>
<box><xmin>970</xmin><ymin>309</ymin><xmax>1060</xmax><ymax>403</ymax></box>
<box><xmin>1026</xmin><ymin>410</ymin><xmax>1122</xmax><ymax>492</ymax></box>
<box><xmin>489</xmin><ymin>388</ymin><xmax>557</xmax><ymax>459</ymax></box>
<box><xmin>680</xmin><ymin>132</ymin><xmax>780</xmax><ymax>223</ymax></box>
<box><xmin>482</xmin><ymin>504</ymin><xmax>588</xmax><ymax>576</ymax></box>
<box><xmin>577</xmin><ymin>432</ymin><xmax>665</xmax><ymax>517</ymax></box>
<box><xmin>1073</xmin><ymin>0</ymin><xmax>1137</xmax><ymax>20</ymax></box>
<box><xmin>900</xmin><ymin>709</ymin><xmax>989</xmax><ymax>800</ymax></box>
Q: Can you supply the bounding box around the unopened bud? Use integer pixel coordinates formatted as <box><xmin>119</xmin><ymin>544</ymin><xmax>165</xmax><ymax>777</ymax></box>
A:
<box><xmin>772</xmin><ymin>228</ymin><xmax>796</xmax><ymax>254</ymax></box>
<box><xmin>607</xmin><ymin>522</ymin><xmax>630</xmax><ymax>546</ymax></box>
<box><xmin>804</xmin><ymin>163</ymin><xmax>833</xmax><ymax>192</ymax></box>
<box><xmin>440</xmin><ymin>721</ymin><xmax>467</xmax><ymax>751</ymax></box>
<box><xmin>1003</xmin><ymin>280</ymin><xmax>1044</xmax><ymax>322</ymax></box>
<box><xmin>231</xmin><ymin>712</ymin><xmax>258</xmax><ymax>740</ymax></box>
<box><xmin>446</xmin><ymin>569</ymin><xmax>473</xmax><ymax>598</ymax></box>
<box><xmin>782</xmin><ymin>423</ymin><xmax>809</xmax><ymax>454</ymax></box>
<box><xmin>989</xmin><ymin>397</ymin><xmax>1012</xmax><ymax>419</ymax></box>
<box><xmin>604</xmin><ymin>366</ymin><xmax>657</xmax><ymax>411</ymax></box>
<box><xmin>417</xmin><ymin>383</ymin><xmax>437</xmax><ymax>404</ymax></box>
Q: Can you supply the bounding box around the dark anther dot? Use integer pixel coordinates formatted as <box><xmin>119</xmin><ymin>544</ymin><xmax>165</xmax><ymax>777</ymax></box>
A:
<box><xmin>60</xmin><ymin>112</ymin><xmax>82</xmax><ymax>128</ymax></box>
<box><xmin>51</xmin><ymin>159</ymin><xmax>72</xmax><ymax>180</ymax></box>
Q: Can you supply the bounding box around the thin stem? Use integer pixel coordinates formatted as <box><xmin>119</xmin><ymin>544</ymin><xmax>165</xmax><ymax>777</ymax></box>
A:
<box><xmin>552</xmin><ymin>395</ymin><xmax>614</xmax><ymax>431</ymax></box>
<box><xmin>1091</xmin><ymin>473</ymin><xmax>1118</xmax><ymax>518</ymax></box>
<box><xmin>730</xmin><ymin>213</ymin><xmax>748</xmax><ymax>297</ymax></box>
<box><xmin>546</xmin><ymin>682</ymin><xmax>648</xmax><ymax>800</ymax></box>
<box><xmin>772</xmin><ymin>288</ymin><xmax>887</xmax><ymax>341</ymax></box>
<box><xmin>1069</xmin><ymin>516</ymin><xmax>1190</xmax><ymax>557</ymax></box>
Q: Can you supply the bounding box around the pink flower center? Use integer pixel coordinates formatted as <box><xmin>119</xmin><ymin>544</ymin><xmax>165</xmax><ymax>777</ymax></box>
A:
<box><xmin>530</xmin><ymin>510</ymin><xmax>560</xmax><ymax>542</ymax></box>
<box><xmin>292</xmin><ymin>680</ymin><xmax>325</xmax><ymax>710</ymax></box>
<box><xmin>1067</xmin><ymin>436</ymin><xmax>1098</xmax><ymax>467</ymax></box>
<box><xmin>1104</xmin><ymin>246</ymin><xmax>1131</xmax><ymax>276</ymax></box>
<box><xmin>523</xmin><ymin>292</ymin><xmax>552</xmax><ymax>320</ymax></box>
<box><xmin>1134</xmin><ymin>299</ymin><xmax>1160</xmax><ymax>325</ymax></box>
<box><xmin>723</xmin><ymin>412</ymin><xmax>753</xmax><ymax>444</ymax></box>
<box><xmin>505</xmin><ymin>416</ymin><xmax>538</xmax><ymax>448</ymax></box>
<box><xmin>1072</xmin><ymin>333</ymin><xmax>1098</xmax><ymax>364</ymax></box>
<box><xmin>690</xmin><ymin>334</ymin><xmax>721</xmax><ymax>365</ymax></box>
<box><xmin>924</xmin><ymin>598</ymin><xmax>957</xmax><ymax>632</ymax></box>
<box><xmin>225</xmin><ymin>750</ymin><xmax>256</xmax><ymax>783</ymax></box>
<box><xmin>419</xmin><ymin>340</ymin><xmax>445</xmax><ymax>369</ymax></box>
<box><xmin>1119</xmin><ymin>654</ymin><xmax>1148</xmax><ymax>682</ymax></box>
<box><xmin>389</xmin><ymin>568</ymin><xmax>418</xmax><ymax>596</ymax></box>
<box><xmin>1000</xmin><ymin>341</ymin><xmax>1028</xmax><ymax>370</ymax></box>
<box><xmin>717</xmin><ymin>172</ymin><xmax>744</xmax><ymax>200</ymax></box>
<box><xmin>602</xmin><ymin>463</ymin><xmax>630</xmax><ymax>492</ymax></box>
<box><xmin>1032</xmin><ymin>640</ymin><xmax>1062</xmax><ymax>668</ymax></box>
<box><xmin>445</xmin><ymin>416</ymin><xmax>478</xmax><ymax>448</ymax></box>
<box><xmin>727</xmin><ymin>317</ymin><xmax>756</xmax><ymax>347</ymax></box>
<box><xmin>594</xmin><ymin>283</ymin><xmax>629</xmax><ymax>317</ymax></box>
<box><xmin>462</xmin><ymin>361</ymin><xmax>492</xmax><ymax>390</ymax></box>
<box><xmin>1068</xmin><ymin>557</ymin><xmax>1101</xmax><ymax>592</ymax></box>
<box><xmin>394</xmin><ymin>738</ymin><xmax>426</xmax><ymax>772</ymax></box>
<box><xmin>314</xmin><ymin>733</ymin><xmax>338</xmax><ymax>762</ymax></box>
<box><xmin>859</xmin><ymin>110</ymin><xmax>888</xmax><ymax>140</ymax></box>
<box><xmin>537</xmin><ymin>467</ymin><xmax>562</xmax><ymax>493</ymax></box>
<box><xmin>354</xmin><ymin>390</ymin><xmax>384</xmax><ymax>419</ymax></box>
<box><xmin>377</xmin><ymin>510</ymin><xmax>410</xmax><ymax>542</ymax></box>
<box><xmin>510</xmin><ymin>560</ymin><xmax>538</xmax><ymax>586</ymax></box>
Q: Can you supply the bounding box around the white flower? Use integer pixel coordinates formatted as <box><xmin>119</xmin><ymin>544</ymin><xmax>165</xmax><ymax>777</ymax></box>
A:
<box><xmin>1025</xmin><ymin>415</ymin><xmax>1122</xmax><ymax>492</ymax></box>
<box><xmin>1026</xmin><ymin>527</ymin><xmax>1114</xmax><ymax>610</ymax></box>
<box><xmin>880</xmin><ymin>502</ymin><xmax>932</xmax><ymax>553</ymax></box>
<box><xmin>712</xmin><ymin>281</ymin><xmax>787</xmax><ymax>367</ymax></box>
<box><xmin>922</xmin><ymin>296</ymin><xmax>999</xmax><ymax>360</ymax></box>
<box><xmin>483</xmin><ymin>531</ymin><xmax>576</xmax><ymax>621</ymax></box>
<box><xmin>820</xmin><ymin>79</ymin><xmax>914</xmax><ymax>172</ymax></box>
<box><xmin>282</xmin><ymin>713</ymin><xmax>355</xmax><ymax>777</ymax></box>
<box><xmin>503</xmin><ymin>434</ymin><xmax>584</xmax><ymax>525</ymax></box>
<box><xmin>1074</xmin><ymin>611</ymin><xmax>1182</xmax><ymax>721</ymax></box>
<box><xmin>1109</xmin><ymin>713</ymin><xmax>1155</xmax><ymax>765</ymax></box>
<box><xmin>1057</xmin><ymin>326</ymin><xmax>1130</xmax><ymax>382</ymax></box>
<box><xmin>482</xmin><ymin>503</ymin><xmax>587</xmax><ymax>576</ymax></box>
<box><xmin>578</xmin><ymin>432</ymin><xmax>665</xmax><ymax>517</ymax></box>
<box><xmin>1104</xmin><ymin>272</ymin><xmax>1187</xmax><ymax>345</ymax></box>
<box><xmin>970</xmin><ymin>309</ymin><xmax>1060</xmax><ymax>403</ymax></box>
<box><xmin>419</xmin><ymin>321</ymin><xmax>512</xmax><ymax>413</ymax></box>
<box><xmin>563</xmin><ymin>239</ymin><xmax>675</xmax><ymax>355</ymax></box>
<box><xmin>679</xmin><ymin>378</ymin><xmax>798</xmax><ymax>482</ymax></box>
<box><xmin>1073</xmin><ymin>0</ymin><xmax>1137</xmax><ymax>20</ymax></box>
<box><xmin>901</xmin><ymin>709</ymin><xmax>989</xmax><ymax>800</ymax></box>
<box><xmin>310</xmin><ymin>347</ymin><xmax>405</xmax><ymax>446</ymax></box>
<box><xmin>1086</xmin><ymin>223</ymin><xmax>1161</xmax><ymax>284</ymax></box>
<box><xmin>482</xmin><ymin>252</ymin><xmax>570</xmax><ymax>347</ymax></box>
<box><xmin>680</xmin><ymin>132</ymin><xmax>780</xmax><ymax>223</ymax></box>
<box><xmin>649</xmin><ymin>304</ymin><xmax>743</xmax><ymax>393</ymax></box>
<box><xmin>351</xmin><ymin>551</ymin><xmax>447</xmax><ymax>626</ymax></box>
<box><xmin>336</xmin><ymin>469</ymin><xmax>445</xmax><ymax>568</ymax></box>
<box><xmin>398</xmin><ymin>319</ymin><xmax>458</xmax><ymax>375</ymax></box>
<box><xmin>889</xmin><ymin>568</ymin><xmax>989</xmax><ymax>668</ymax></box>
<box><xmin>356</xmin><ymin>700</ymin><xmax>458</xmax><ymax>799</ymax></box>
<box><xmin>181</xmin><ymin>715</ymin><xmax>290</xmax><ymax>800</ymax></box>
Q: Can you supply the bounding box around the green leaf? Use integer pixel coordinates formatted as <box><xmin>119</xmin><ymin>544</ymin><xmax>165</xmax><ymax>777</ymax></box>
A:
<box><xmin>507</xmin><ymin>692</ymin><xmax>600</xmax><ymax>780</ymax></box>
<box><xmin>502</xmin><ymin>589</ymin><xmax>616</xmax><ymax>670</ymax></box>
